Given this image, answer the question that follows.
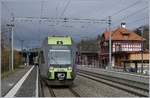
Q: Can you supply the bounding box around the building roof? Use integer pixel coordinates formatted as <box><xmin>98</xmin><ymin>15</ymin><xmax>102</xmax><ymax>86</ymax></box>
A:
<box><xmin>102</xmin><ymin>27</ymin><xmax>145</xmax><ymax>41</ymax></box>
<box><xmin>103</xmin><ymin>31</ymin><xmax>109</xmax><ymax>40</ymax></box>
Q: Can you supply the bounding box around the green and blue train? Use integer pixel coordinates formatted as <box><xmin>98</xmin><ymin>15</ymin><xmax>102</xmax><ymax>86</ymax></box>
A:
<box><xmin>39</xmin><ymin>36</ymin><xmax>76</xmax><ymax>85</ymax></box>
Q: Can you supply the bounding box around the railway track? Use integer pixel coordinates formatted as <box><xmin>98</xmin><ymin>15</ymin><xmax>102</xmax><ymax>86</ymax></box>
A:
<box><xmin>77</xmin><ymin>70</ymin><xmax>149</xmax><ymax>97</ymax></box>
<box><xmin>40</xmin><ymin>79</ymin><xmax>80</xmax><ymax>97</ymax></box>
<box><xmin>48</xmin><ymin>87</ymin><xmax>56</xmax><ymax>97</ymax></box>
<box><xmin>48</xmin><ymin>86</ymin><xmax>80</xmax><ymax>97</ymax></box>
<box><xmin>68</xmin><ymin>87</ymin><xmax>81</xmax><ymax>97</ymax></box>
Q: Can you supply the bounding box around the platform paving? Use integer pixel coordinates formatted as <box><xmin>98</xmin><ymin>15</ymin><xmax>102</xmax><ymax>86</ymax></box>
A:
<box><xmin>1</xmin><ymin>65</ymin><xmax>33</xmax><ymax>96</ymax></box>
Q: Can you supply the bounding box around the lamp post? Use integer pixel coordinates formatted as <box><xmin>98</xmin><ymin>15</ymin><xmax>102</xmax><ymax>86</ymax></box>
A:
<box><xmin>139</xmin><ymin>26</ymin><xmax>144</xmax><ymax>74</ymax></box>
<box><xmin>108</xmin><ymin>16</ymin><xmax>112</xmax><ymax>70</ymax></box>
<box><xmin>6</xmin><ymin>23</ymin><xmax>14</xmax><ymax>72</ymax></box>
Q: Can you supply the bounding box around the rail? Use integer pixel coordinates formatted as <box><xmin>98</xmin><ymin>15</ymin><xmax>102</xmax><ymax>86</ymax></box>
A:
<box><xmin>77</xmin><ymin>69</ymin><xmax>149</xmax><ymax>97</ymax></box>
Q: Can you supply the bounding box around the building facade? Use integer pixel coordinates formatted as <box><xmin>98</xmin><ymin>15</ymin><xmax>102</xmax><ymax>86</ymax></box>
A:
<box><xmin>76</xmin><ymin>51</ymin><xmax>99</xmax><ymax>67</ymax></box>
<box><xmin>99</xmin><ymin>23</ymin><xmax>146</xmax><ymax>69</ymax></box>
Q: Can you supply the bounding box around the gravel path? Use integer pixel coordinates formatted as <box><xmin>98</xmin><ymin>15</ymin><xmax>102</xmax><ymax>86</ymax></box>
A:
<box><xmin>71</xmin><ymin>75</ymin><xmax>137</xmax><ymax>97</ymax></box>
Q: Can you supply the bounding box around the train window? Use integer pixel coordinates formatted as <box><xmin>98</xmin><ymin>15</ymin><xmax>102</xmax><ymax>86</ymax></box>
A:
<box><xmin>48</xmin><ymin>50</ymin><xmax>71</xmax><ymax>65</ymax></box>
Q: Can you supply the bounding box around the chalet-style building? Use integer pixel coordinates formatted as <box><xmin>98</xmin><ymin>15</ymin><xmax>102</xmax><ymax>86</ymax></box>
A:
<box><xmin>99</xmin><ymin>23</ymin><xmax>149</xmax><ymax>72</ymax></box>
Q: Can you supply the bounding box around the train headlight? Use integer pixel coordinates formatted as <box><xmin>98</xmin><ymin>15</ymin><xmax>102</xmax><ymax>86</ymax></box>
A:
<box><xmin>68</xmin><ymin>66</ymin><xmax>72</xmax><ymax>70</ymax></box>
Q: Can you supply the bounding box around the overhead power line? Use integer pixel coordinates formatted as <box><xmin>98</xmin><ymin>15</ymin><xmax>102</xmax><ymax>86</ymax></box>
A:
<box><xmin>56</xmin><ymin>0</ymin><xmax>61</xmax><ymax>18</ymax></box>
<box><xmin>2</xmin><ymin>1</ymin><xmax>15</xmax><ymax>24</ymax></box>
<box><xmin>112</xmin><ymin>16</ymin><xmax>148</xmax><ymax>29</ymax></box>
<box><xmin>114</xmin><ymin>6</ymin><xmax>148</xmax><ymax>23</ymax></box>
<box><xmin>124</xmin><ymin>6</ymin><xmax>148</xmax><ymax>19</ymax></box>
<box><xmin>2</xmin><ymin>1</ymin><xmax>14</xmax><ymax>17</ymax></box>
<box><xmin>111</xmin><ymin>0</ymin><xmax>141</xmax><ymax>17</ymax></box>
<box><xmin>60</xmin><ymin>0</ymin><xmax>71</xmax><ymax>17</ymax></box>
<box><xmin>14</xmin><ymin>17</ymin><xmax>107</xmax><ymax>22</ymax></box>
<box><xmin>40</xmin><ymin>0</ymin><xmax>45</xmax><ymax>18</ymax></box>
<box><xmin>127</xmin><ymin>16</ymin><xmax>148</xmax><ymax>24</ymax></box>
<box><xmin>14</xmin><ymin>17</ymin><xmax>107</xmax><ymax>25</ymax></box>
<box><xmin>38</xmin><ymin>0</ymin><xmax>45</xmax><ymax>38</ymax></box>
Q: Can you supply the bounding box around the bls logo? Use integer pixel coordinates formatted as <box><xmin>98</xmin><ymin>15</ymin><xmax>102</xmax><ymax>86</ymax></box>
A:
<box><xmin>57</xmin><ymin>41</ymin><xmax>63</xmax><ymax>45</ymax></box>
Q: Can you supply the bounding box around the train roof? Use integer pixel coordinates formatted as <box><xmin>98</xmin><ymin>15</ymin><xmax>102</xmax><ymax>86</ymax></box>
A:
<box><xmin>48</xmin><ymin>36</ymin><xmax>72</xmax><ymax>45</ymax></box>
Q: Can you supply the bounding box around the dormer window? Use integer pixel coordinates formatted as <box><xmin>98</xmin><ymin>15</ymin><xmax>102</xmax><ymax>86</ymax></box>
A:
<box><xmin>123</xmin><ymin>35</ymin><xmax>128</xmax><ymax>40</ymax></box>
<box><xmin>122</xmin><ymin>32</ymin><xmax>129</xmax><ymax>40</ymax></box>
<box><xmin>122</xmin><ymin>32</ymin><xmax>129</xmax><ymax>34</ymax></box>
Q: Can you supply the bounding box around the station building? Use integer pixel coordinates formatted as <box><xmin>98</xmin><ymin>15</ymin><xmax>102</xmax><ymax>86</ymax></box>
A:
<box><xmin>99</xmin><ymin>23</ymin><xmax>149</xmax><ymax>73</ymax></box>
<box><xmin>76</xmin><ymin>51</ymin><xmax>99</xmax><ymax>67</ymax></box>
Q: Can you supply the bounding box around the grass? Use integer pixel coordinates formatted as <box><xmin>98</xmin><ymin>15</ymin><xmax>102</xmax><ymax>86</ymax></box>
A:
<box><xmin>1</xmin><ymin>65</ymin><xmax>23</xmax><ymax>79</ymax></box>
<box><xmin>1</xmin><ymin>68</ymin><xmax>20</xmax><ymax>79</ymax></box>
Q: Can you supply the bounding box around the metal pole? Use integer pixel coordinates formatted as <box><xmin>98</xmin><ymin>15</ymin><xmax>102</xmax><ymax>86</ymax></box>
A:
<box><xmin>9</xmin><ymin>27</ymin><xmax>12</xmax><ymax>72</ymax></box>
<box><xmin>108</xmin><ymin>16</ymin><xmax>112</xmax><ymax>69</ymax></box>
<box><xmin>7</xmin><ymin>17</ymin><xmax>14</xmax><ymax>72</ymax></box>
<box><xmin>141</xmin><ymin>27</ymin><xmax>144</xmax><ymax>74</ymax></box>
<box><xmin>11</xmin><ymin>25</ymin><xmax>14</xmax><ymax>71</ymax></box>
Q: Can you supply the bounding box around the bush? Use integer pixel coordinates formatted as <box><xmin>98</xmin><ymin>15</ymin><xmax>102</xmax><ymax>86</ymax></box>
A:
<box><xmin>1</xmin><ymin>47</ymin><xmax>9</xmax><ymax>73</ymax></box>
<box><xmin>1</xmin><ymin>47</ymin><xmax>22</xmax><ymax>73</ymax></box>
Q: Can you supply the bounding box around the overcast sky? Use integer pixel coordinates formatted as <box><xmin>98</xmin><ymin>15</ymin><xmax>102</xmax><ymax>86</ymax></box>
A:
<box><xmin>1</xmin><ymin>0</ymin><xmax>149</xmax><ymax>49</ymax></box>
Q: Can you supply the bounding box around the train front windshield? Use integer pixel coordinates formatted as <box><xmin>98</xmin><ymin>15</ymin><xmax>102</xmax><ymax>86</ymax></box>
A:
<box><xmin>48</xmin><ymin>50</ymin><xmax>71</xmax><ymax>65</ymax></box>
